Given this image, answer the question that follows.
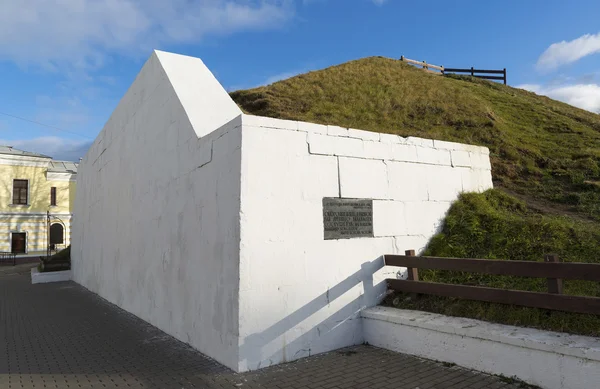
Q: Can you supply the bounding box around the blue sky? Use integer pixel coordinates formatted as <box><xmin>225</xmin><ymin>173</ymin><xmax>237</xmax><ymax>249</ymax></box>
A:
<box><xmin>1</xmin><ymin>0</ymin><xmax>599</xmax><ymax>161</ymax></box>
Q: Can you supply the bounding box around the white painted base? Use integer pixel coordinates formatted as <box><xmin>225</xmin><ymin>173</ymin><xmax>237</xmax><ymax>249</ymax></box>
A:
<box><xmin>362</xmin><ymin>307</ymin><xmax>600</xmax><ymax>389</ymax></box>
<box><xmin>31</xmin><ymin>267</ymin><xmax>72</xmax><ymax>284</ymax></box>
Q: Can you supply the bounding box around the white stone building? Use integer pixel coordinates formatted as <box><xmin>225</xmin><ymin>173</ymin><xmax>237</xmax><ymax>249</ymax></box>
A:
<box><xmin>72</xmin><ymin>50</ymin><xmax>493</xmax><ymax>372</ymax></box>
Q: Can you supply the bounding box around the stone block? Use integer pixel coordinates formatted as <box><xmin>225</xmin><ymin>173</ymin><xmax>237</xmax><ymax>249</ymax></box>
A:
<box><xmin>243</xmin><ymin>114</ymin><xmax>298</xmax><ymax>131</ymax></box>
<box><xmin>348</xmin><ymin>128</ymin><xmax>380</xmax><ymax>141</ymax></box>
<box><xmin>327</xmin><ymin>125</ymin><xmax>349</xmax><ymax>137</ymax></box>
<box><xmin>434</xmin><ymin>139</ymin><xmax>489</xmax><ymax>155</ymax></box>
<box><xmin>433</xmin><ymin>139</ymin><xmax>466</xmax><ymax>151</ymax></box>
<box><xmin>415</xmin><ymin>147</ymin><xmax>452</xmax><ymax>166</ymax></box>
<box><xmin>308</xmin><ymin>133</ymin><xmax>363</xmax><ymax>157</ymax></box>
<box><xmin>339</xmin><ymin>157</ymin><xmax>389</xmax><ymax>199</ymax></box>
<box><xmin>386</xmin><ymin>162</ymin><xmax>429</xmax><ymax>201</ymax></box>
<box><xmin>406</xmin><ymin>136</ymin><xmax>434</xmax><ymax>148</ymax></box>
<box><xmin>403</xmin><ymin>201</ymin><xmax>452</xmax><ymax>237</ymax></box>
<box><xmin>298</xmin><ymin>121</ymin><xmax>328</xmax><ymax>134</ymax></box>
<box><xmin>461</xmin><ymin>167</ymin><xmax>494</xmax><ymax>193</ymax></box>
<box><xmin>451</xmin><ymin>150</ymin><xmax>472</xmax><ymax>167</ymax></box>
<box><xmin>393</xmin><ymin>235</ymin><xmax>430</xmax><ymax>256</ymax></box>
<box><xmin>470</xmin><ymin>152</ymin><xmax>492</xmax><ymax>170</ymax></box>
<box><xmin>389</xmin><ymin>144</ymin><xmax>419</xmax><ymax>163</ymax></box>
<box><xmin>373</xmin><ymin>201</ymin><xmax>407</xmax><ymax>237</ymax></box>
<box><xmin>362</xmin><ymin>141</ymin><xmax>393</xmax><ymax>160</ymax></box>
<box><xmin>427</xmin><ymin>166</ymin><xmax>464</xmax><ymax>201</ymax></box>
<box><xmin>380</xmin><ymin>133</ymin><xmax>404</xmax><ymax>144</ymax></box>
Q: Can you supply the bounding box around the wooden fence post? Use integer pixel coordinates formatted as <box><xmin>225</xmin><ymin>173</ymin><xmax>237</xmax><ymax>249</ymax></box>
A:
<box><xmin>400</xmin><ymin>55</ymin><xmax>404</xmax><ymax>62</ymax></box>
<box><xmin>545</xmin><ymin>254</ymin><xmax>563</xmax><ymax>294</ymax></box>
<box><xmin>471</xmin><ymin>67</ymin><xmax>474</xmax><ymax>76</ymax></box>
<box><xmin>405</xmin><ymin>250</ymin><xmax>418</xmax><ymax>281</ymax></box>
<box><xmin>405</xmin><ymin>249</ymin><xmax>419</xmax><ymax>299</ymax></box>
<box><xmin>503</xmin><ymin>68</ymin><xmax>507</xmax><ymax>85</ymax></box>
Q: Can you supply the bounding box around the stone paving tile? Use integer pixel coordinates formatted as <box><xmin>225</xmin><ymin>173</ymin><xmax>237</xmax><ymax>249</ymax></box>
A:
<box><xmin>0</xmin><ymin>269</ymin><xmax>534</xmax><ymax>388</ymax></box>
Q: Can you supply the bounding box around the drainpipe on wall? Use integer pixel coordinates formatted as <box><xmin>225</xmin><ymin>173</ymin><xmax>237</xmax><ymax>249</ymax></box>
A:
<box><xmin>46</xmin><ymin>210</ymin><xmax>51</xmax><ymax>260</ymax></box>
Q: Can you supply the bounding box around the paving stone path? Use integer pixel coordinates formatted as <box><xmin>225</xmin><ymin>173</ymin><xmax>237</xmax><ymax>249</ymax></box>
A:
<box><xmin>0</xmin><ymin>265</ymin><xmax>530</xmax><ymax>388</ymax></box>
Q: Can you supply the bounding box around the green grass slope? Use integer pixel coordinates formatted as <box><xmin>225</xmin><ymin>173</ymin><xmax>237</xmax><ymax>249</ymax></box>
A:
<box><xmin>231</xmin><ymin>56</ymin><xmax>600</xmax><ymax>221</ymax></box>
<box><xmin>231</xmin><ymin>57</ymin><xmax>600</xmax><ymax>335</ymax></box>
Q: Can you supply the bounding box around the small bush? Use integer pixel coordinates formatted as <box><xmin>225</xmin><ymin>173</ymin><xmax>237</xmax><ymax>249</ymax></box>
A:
<box><xmin>41</xmin><ymin>245</ymin><xmax>71</xmax><ymax>272</ymax></box>
<box><xmin>48</xmin><ymin>245</ymin><xmax>71</xmax><ymax>262</ymax></box>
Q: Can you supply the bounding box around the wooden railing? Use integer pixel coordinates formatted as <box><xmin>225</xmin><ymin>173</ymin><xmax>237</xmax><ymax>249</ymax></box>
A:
<box><xmin>0</xmin><ymin>252</ymin><xmax>16</xmax><ymax>266</ymax></box>
<box><xmin>384</xmin><ymin>250</ymin><xmax>600</xmax><ymax>315</ymax></box>
<box><xmin>400</xmin><ymin>56</ymin><xmax>444</xmax><ymax>75</ymax></box>
<box><xmin>444</xmin><ymin>67</ymin><xmax>507</xmax><ymax>85</ymax></box>
<box><xmin>399</xmin><ymin>56</ymin><xmax>507</xmax><ymax>84</ymax></box>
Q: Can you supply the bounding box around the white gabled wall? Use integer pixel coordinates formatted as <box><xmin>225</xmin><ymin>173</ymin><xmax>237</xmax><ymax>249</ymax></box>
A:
<box><xmin>73</xmin><ymin>49</ymin><xmax>495</xmax><ymax>373</ymax></box>
<box><xmin>237</xmin><ymin>114</ymin><xmax>493</xmax><ymax>371</ymax></box>
<box><xmin>72</xmin><ymin>51</ymin><xmax>243</xmax><ymax>369</ymax></box>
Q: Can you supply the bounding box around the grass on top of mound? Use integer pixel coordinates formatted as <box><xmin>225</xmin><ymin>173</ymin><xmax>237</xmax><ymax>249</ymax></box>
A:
<box><xmin>382</xmin><ymin>189</ymin><xmax>600</xmax><ymax>337</ymax></box>
<box><xmin>230</xmin><ymin>56</ymin><xmax>600</xmax><ymax>335</ymax></box>
<box><xmin>231</xmin><ymin>56</ymin><xmax>600</xmax><ymax>222</ymax></box>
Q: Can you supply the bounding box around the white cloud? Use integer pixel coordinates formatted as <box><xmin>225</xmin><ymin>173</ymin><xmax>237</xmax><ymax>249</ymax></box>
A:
<box><xmin>0</xmin><ymin>137</ymin><xmax>92</xmax><ymax>161</ymax></box>
<box><xmin>263</xmin><ymin>70</ymin><xmax>303</xmax><ymax>85</ymax></box>
<box><xmin>514</xmin><ymin>84</ymin><xmax>541</xmax><ymax>94</ymax></box>
<box><xmin>0</xmin><ymin>0</ymin><xmax>294</xmax><ymax>71</ymax></box>
<box><xmin>227</xmin><ymin>68</ymin><xmax>305</xmax><ymax>91</ymax></box>
<box><xmin>516</xmin><ymin>83</ymin><xmax>600</xmax><ymax>113</ymax></box>
<box><xmin>537</xmin><ymin>32</ymin><xmax>600</xmax><ymax>71</ymax></box>
<box><xmin>31</xmin><ymin>94</ymin><xmax>95</xmax><ymax>135</ymax></box>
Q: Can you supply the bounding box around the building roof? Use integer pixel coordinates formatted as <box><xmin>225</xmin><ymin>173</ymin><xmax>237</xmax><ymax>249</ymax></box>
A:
<box><xmin>0</xmin><ymin>145</ymin><xmax>52</xmax><ymax>159</ymax></box>
<box><xmin>48</xmin><ymin>161</ymin><xmax>78</xmax><ymax>174</ymax></box>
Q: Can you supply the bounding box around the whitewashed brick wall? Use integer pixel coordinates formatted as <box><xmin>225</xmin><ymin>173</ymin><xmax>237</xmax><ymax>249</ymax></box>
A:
<box><xmin>73</xmin><ymin>49</ymin><xmax>494</xmax><ymax>374</ymax></box>
<box><xmin>238</xmin><ymin>114</ymin><xmax>493</xmax><ymax>371</ymax></box>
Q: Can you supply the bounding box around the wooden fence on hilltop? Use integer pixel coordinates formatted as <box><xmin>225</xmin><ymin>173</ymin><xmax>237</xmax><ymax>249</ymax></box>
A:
<box><xmin>400</xmin><ymin>56</ymin><xmax>507</xmax><ymax>85</ymax></box>
<box><xmin>385</xmin><ymin>250</ymin><xmax>600</xmax><ymax>315</ymax></box>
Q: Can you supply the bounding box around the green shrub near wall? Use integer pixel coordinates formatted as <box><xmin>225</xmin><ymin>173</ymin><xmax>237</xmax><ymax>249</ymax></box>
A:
<box><xmin>40</xmin><ymin>245</ymin><xmax>71</xmax><ymax>272</ymax></box>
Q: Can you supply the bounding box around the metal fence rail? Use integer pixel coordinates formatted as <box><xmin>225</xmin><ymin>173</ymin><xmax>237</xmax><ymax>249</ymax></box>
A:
<box><xmin>0</xmin><ymin>252</ymin><xmax>16</xmax><ymax>266</ymax></box>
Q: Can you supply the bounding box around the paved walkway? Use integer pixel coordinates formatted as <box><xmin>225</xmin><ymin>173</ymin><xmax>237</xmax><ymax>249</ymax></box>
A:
<box><xmin>0</xmin><ymin>267</ymin><xmax>530</xmax><ymax>389</ymax></box>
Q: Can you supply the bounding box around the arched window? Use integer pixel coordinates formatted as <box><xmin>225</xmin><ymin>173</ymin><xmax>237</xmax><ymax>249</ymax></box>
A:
<box><xmin>50</xmin><ymin>223</ymin><xmax>64</xmax><ymax>245</ymax></box>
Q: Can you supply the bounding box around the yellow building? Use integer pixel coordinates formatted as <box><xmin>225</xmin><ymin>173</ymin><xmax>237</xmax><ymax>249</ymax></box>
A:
<box><xmin>0</xmin><ymin>146</ymin><xmax>77</xmax><ymax>256</ymax></box>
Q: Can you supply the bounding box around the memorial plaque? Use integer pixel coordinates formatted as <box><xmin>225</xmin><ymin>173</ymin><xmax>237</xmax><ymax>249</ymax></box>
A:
<box><xmin>323</xmin><ymin>198</ymin><xmax>373</xmax><ymax>240</ymax></box>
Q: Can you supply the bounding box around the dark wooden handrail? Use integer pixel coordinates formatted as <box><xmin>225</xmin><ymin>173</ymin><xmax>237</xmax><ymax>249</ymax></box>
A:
<box><xmin>472</xmin><ymin>75</ymin><xmax>505</xmax><ymax>81</ymax></box>
<box><xmin>387</xmin><ymin>279</ymin><xmax>600</xmax><ymax>315</ymax></box>
<box><xmin>384</xmin><ymin>250</ymin><xmax>600</xmax><ymax>315</ymax></box>
<box><xmin>443</xmin><ymin>67</ymin><xmax>507</xmax><ymax>84</ymax></box>
<box><xmin>444</xmin><ymin>68</ymin><xmax>506</xmax><ymax>74</ymax></box>
<box><xmin>384</xmin><ymin>254</ymin><xmax>600</xmax><ymax>281</ymax></box>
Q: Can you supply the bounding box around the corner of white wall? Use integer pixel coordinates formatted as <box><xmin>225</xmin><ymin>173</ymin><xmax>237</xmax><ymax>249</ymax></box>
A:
<box><xmin>235</xmin><ymin>115</ymin><xmax>495</xmax><ymax>372</ymax></box>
